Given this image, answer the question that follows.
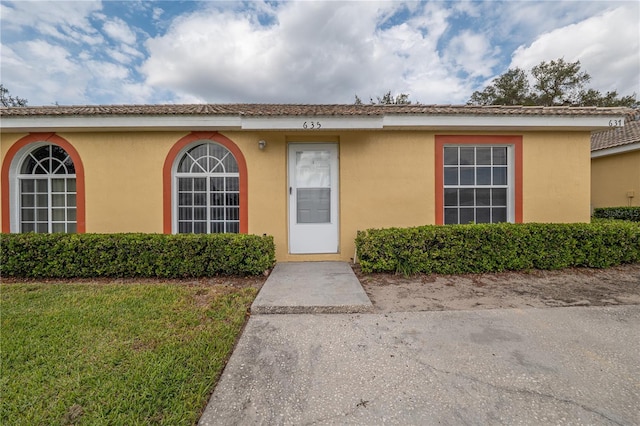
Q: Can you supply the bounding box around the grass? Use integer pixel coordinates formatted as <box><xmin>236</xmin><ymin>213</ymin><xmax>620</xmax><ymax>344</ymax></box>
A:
<box><xmin>0</xmin><ymin>281</ymin><xmax>258</xmax><ymax>425</ymax></box>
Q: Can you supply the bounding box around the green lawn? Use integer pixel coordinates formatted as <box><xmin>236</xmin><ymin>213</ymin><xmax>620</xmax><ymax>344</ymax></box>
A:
<box><xmin>1</xmin><ymin>282</ymin><xmax>257</xmax><ymax>425</ymax></box>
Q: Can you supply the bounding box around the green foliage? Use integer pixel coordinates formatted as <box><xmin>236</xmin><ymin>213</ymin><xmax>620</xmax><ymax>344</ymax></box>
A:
<box><xmin>531</xmin><ymin>58</ymin><xmax>590</xmax><ymax>106</ymax></box>
<box><xmin>593</xmin><ymin>207</ymin><xmax>640</xmax><ymax>222</ymax></box>
<box><xmin>354</xmin><ymin>90</ymin><xmax>413</xmax><ymax>105</ymax></box>
<box><xmin>469</xmin><ymin>68</ymin><xmax>531</xmax><ymax>106</ymax></box>
<box><xmin>0</xmin><ymin>84</ymin><xmax>28</xmax><ymax>107</ymax></box>
<box><xmin>468</xmin><ymin>58</ymin><xmax>637</xmax><ymax>107</ymax></box>
<box><xmin>0</xmin><ymin>233</ymin><xmax>276</xmax><ymax>278</ymax></box>
<box><xmin>1</xmin><ymin>282</ymin><xmax>257</xmax><ymax>425</ymax></box>
<box><xmin>355</xmin><ymin>222</ymin><xmax>640</xmax><ymax>274</ymax></box>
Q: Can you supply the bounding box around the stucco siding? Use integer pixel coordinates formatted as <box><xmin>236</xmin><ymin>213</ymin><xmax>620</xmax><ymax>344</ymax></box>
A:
<box><xmin>63</xmin><ymin>132</ymin><xmax>179</xmax><ymax>233</ymax></box>
<box><xmin>1</xmin><ymin>129</ymin><xmax>594</xmax><ymax>261</ymax></box>
<box><xmin>521</xmin><ymin>132</ymin><xmax>591</xmax><ymax>223</ymax></box>
<box><xmin>591</xmin><ymin>150</ymin><xmax>640</xmax><ymax>208</ymax></box>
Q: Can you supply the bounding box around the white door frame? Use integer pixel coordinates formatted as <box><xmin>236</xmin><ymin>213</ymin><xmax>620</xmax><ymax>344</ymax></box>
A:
<box><xmin>288</xmin><ymin>143</ymin><xmax>339</xmax><ymax>254</ymax></box>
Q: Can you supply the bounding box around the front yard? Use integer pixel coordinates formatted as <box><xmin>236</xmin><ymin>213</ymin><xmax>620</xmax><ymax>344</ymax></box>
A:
<box><xmin>0</xmin><ymin>279</ymin><xmax>262</xmax><ymax>425</ymax></box>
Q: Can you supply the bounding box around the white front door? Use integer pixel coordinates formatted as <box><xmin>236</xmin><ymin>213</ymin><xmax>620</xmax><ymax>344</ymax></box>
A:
<box><xmin>288</xmin><ymin>143</ymin><xmax>339</xmax><ymax>254</ymax></box>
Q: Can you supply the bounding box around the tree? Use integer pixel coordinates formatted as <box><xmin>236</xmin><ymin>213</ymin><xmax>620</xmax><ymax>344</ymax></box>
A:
<box><xmin>0</xmin><ymin>84</ymin><xmax>28</xmax><ymax>107</ymax></box>
<box><xmin>468</xmin><ymin>68</ymin><xmax>530</xmax><ymax>106</ymax></box>
<box><xmin>531</xmin><ymin>59</ymin><xmax>590</xmax><ymax>106</ymax></box>
<box><xmin>468</xmin><ymin>58</ymin><xmax>636</xmax><ymax>107</ymax></box>
<box><xmin>578</xmin><ymin>88</ymin><xmax>637</xmax><ymax>107</ymax></box>
<box><xmin>355</xmin><ymin>91</ymin><xmax>412</xmax><ymax>105</ymax></box>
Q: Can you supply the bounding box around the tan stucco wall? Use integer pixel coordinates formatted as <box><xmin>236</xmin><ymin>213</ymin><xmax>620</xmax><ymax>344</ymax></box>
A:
<box><xmin>521</xmin><ymin>132</ymin><xmax>592</xmax><ymax>223</ymax></box>
<box><xmin>237</xmin><ymin>131</ymin><xmax>434</xmax><ymax>261</ymax></box>
<box><xmin>1</xmin><ymin>129</ymin><xmax>593</xmax><ymax>261</ymax></box>
<box><xmin>591</xmin><ymin>150</ymin><xmax>640</xmax><ymax>208</ymax></box>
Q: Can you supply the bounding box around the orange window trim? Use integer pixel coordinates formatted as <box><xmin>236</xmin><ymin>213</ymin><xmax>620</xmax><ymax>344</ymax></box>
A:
<box><xmin>1</xmin><ymin>133</ymin><xmax>86</xmax><ymax>233</ymax></box>
<box><xmin>435</xmin><ymin>135</ymin><xmax>523</xmax><ymax>225</ymax></box>
<box><xmin>162</xmin><ymin>132</ymin><xmax>249</xmax><ymax>234</ymax></box>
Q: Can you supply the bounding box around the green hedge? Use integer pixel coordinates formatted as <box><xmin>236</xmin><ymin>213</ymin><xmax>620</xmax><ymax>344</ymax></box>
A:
<box><xmin>355</xmin><ymin>222</ymin><xmax>640</xmax><ymax>274</ymax></box>
<box><xmin>0</xmin><ymin>233</ymin><xmax>276</xmax><ymax>278</ymax></box>
<box><xmin>593</xmin><ymin>207</ymin><xmax>640</xmax><ymax>222</ymax></box>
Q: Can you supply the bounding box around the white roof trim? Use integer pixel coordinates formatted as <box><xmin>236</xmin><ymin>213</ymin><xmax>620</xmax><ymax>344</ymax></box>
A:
<box><xmin>382</xmin><ymin>114</ymin><xmax>624</xmax><ymax>130</ymax></box>
<box><xmin>0</xmin><ymin>113</ymin><xmax>626</xmax><ymax>132</ymax></box>
<box><xmin>0</xmin><ymin>115</ymin><xmax>243</xmax><ymax>132</ymax></box>
<box><xmin>591</xmin><ymin>141</ymin><xmax>640</xmax><ymax>158</ymax></box>
<box><xmin>241</xmin><ymin>116</ymin><xmax>383</xmax><ymax>130</ymax></box>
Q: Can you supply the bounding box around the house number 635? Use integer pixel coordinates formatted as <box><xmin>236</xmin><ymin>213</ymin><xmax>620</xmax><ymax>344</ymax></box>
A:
<box><xmin>303</xmin><ymin>121</ymin><xmax>322</xmax><ymax>129</ymax></box>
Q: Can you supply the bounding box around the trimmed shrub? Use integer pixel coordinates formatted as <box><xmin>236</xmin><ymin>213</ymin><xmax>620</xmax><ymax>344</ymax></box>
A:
<box><xmin>593</xmin><ymin>207</ymin><xmax>640</xmax><ymax>222</ymax></box>
<box><xmin>355</xmin><ymin>222</ymin><xmax>640</xmax><ymax>274</ymax></box>
<box><xmin>0</xmin><ymin>233</ymin><xmax>276</xmax><ymax>278</ymax></box>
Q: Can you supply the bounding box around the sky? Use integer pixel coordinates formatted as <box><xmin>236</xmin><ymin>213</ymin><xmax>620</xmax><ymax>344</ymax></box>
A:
<box><xmin>1</xmin><ymin>0</ymin><xmax>638</xmax><ymax>106</ymax></box>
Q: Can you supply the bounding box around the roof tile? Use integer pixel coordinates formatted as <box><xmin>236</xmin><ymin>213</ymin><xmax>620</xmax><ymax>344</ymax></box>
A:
<box><xmin>0</xmin><ymin>103</ymin><xmax>634</xmax><ymax>118</ymax></box>
<box><xmin>591</xmin><ymin>110</ymin><xmax>640</xmax><ymax>151</ymax></box>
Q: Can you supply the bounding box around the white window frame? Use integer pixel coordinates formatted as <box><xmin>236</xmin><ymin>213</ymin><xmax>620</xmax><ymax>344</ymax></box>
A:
<box><xmin>171</xmin><ymin>142</ymin><xmax>240</xmax><ymax>234</ymax></box>
<box><xmin>442</xmin><ymin>144</ymin><xmax>515</xmax><ymax>224</ymax></box>
<box><xmin>8</xmin><ymin>142</ymin><xmax>77</xmax><ymax>233</ymax></box>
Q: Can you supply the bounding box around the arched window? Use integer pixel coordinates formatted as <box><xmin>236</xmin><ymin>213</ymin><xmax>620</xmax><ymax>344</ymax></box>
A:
<box><xmin>17</xmin><ymin>144</ymin><xmax>77</xmax><ymax>233</ymax></box>
<box><xmin>174</xmin><ymin>142</ymin><xmax>240</xmax><ymax>233</ymax></box>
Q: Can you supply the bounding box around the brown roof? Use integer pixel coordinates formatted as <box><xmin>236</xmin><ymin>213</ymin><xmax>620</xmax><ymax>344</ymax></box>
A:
<box><xmin>591</xmin><ymin>110</ymin><xmax>640</xmax><ymax>151</ymax></box>
<box><xmin>0</xmin><ymin>103</ymin><xmax>634</xmax><ymax>118</ymax></box>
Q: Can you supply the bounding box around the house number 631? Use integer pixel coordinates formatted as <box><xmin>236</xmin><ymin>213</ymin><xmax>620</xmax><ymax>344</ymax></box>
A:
<box><xmin>608</xmin><ymin>119</ymin><xmax>622</xmax><ymax>127</ymax></box>
<box><xmin>303</xmin><ymin>121</ymin><xmax>322</xmax><ymax>129</ymax></box>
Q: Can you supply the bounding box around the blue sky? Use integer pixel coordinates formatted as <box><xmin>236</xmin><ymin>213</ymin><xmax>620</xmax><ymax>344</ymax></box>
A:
<box><xmin>1</xmin><ymin>0</ymin><xmax>638</xmax><ymax>106</ymax></box>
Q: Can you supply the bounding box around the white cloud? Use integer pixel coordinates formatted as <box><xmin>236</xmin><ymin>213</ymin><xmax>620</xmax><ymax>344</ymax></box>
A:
<box><xmin>1</xmin><ymin>0</ymin><xmax>102</xmax><ymax>43</ymax></box>
<box><xmin>445</xmin><ymin>30</ymin><xmax>497</xmax><ymax>78</ymax></box>
<box><xmin>102</xmin><ymin>17</ymin><xmax>137</xmax><ymax>45</ymax></box>
<box><xmin>510</xmin><ymin>4</ymin><xmax>640</xmax><ymax>96</ymax></box>
<box><xmin>152</xmin><ymin>7</ymin><xmax>164</xmax><ymax>21</ymax></box>
<box><xmin>141</xmin><ymin>1</ymin><xmax>475</xmax><ymax>104</ymax></box>
<box><xmin>1</xmin><ymin>0</ymin><xmax>636</xmax><ymax>106</ymax></box>
<box><xmin>0</xmin><ymin>40</ymin><xmax>89</xmax><ymax>104</ymax></box>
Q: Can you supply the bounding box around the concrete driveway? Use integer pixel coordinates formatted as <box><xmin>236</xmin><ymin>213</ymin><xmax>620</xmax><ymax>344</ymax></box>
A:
<box><xmin>200</xmin><ymin>306</ymin><xmax>640</xmax><ymax>425</ymax></box>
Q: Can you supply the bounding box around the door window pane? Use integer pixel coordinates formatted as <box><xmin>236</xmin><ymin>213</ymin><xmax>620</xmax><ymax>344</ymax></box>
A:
<box><xmin>296</xmin><ymin>151</ymin><xmax>330</xmax><ymax>188</ymax></box>
<box><xmin>297</xmin><ymin>188</ymin><xmax>330</xmax><ymax>223</ymax></box>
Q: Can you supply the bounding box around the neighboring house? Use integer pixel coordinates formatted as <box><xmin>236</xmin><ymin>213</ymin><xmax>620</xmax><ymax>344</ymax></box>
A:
<box><xmin>0</xmin><ymin>104</ymin><xmax>631</xmax><ymax>261</ymax></box>
<box><xmin>591</xmin><ymin>110</ymin><xmax>640</xmax><ymax>208</ymax></box>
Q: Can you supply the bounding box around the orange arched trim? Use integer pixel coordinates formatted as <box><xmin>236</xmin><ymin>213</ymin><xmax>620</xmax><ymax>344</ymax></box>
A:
<box><xmin>1</xmin><ymin>133</ymin><xmax>86</xmax><ymax>233</ymax></box>
<box><xmin>162</xmin><ymin>132</ymin><xmax>248</xmax><ymax>234</ymax></box>
<box><xmin>435</xmin><ymin>135</ymin><xmax>523</xmax><ymax>225</ymax></box>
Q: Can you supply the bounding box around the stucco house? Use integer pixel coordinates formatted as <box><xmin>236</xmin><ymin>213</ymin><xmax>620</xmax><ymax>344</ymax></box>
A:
<box><xmin>591</xmin><ymin>110</ymin><xmax>639</xmax><ymax>208</ymax></box>
<box><xmin>0</xmin><ymin>104</ymin><xmax>631</xmax><ymax>261</ymax></box>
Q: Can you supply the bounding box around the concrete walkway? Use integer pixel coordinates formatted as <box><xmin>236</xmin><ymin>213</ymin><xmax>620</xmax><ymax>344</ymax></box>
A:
<box><xmin>199</xmin><ymin>262</ymin><xmax>640</xmax><ymax>425</ymax></box>
<box><xmin>251</xmin><ymin>261</ymin><xmax>372</xmax><ymax>314</ymax></box>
